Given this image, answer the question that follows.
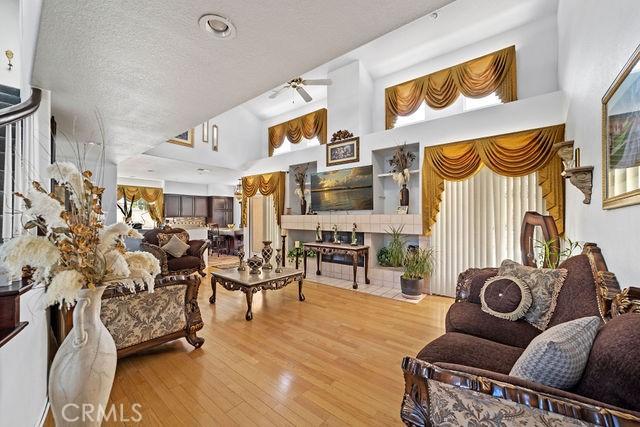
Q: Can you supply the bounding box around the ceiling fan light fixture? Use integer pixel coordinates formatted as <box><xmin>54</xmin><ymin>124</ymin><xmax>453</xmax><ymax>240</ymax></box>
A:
<box><xmin>199</xmin><ymin>14</ymin><xmax>236</xmax><ymax>40</ymax></box>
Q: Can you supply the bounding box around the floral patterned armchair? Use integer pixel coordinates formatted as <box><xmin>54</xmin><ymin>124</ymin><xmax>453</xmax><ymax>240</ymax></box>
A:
<box><xmin>100</xmin><ymin>274</ymin><xmax>204</xmax><ymax>358</ymax></box>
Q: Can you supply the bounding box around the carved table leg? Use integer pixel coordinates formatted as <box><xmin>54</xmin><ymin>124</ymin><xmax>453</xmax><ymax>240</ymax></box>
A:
<box><xmin>352</xmin><ymin>252</ymin><xmax>358</xmax><ymax>289</ymax></box>
<box><xmin>316</xmin><ymin>251</ymin><xmax>322</xmax><ymax>276</ymax></box>
<box><xmin>209</xmin><ymin>276</ymin><xmax>217</xmax><ymax>304</ymax></box>
<box><xmin>298</xmin><ymin>278</ymin><xmax>305</xmax><ymax>301</ymax></box>
<box><xmin>303</xmin><ymin>249</ymin><xmax>307</xmax><ymax>278</ymax></box>
<box><xmin>364</xmin><ymin>250</ymin><xmax>370</xmax><ymax>284</ymax></box>
<box><xmin>244</xmin><ymin>289</ymin><xmax>254</xmax><ymax>321</ymax></box>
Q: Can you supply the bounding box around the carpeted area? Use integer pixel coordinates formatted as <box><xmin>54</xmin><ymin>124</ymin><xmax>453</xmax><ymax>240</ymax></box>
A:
<box><xmin>208</xmin><ymin>254</ymin><xmax>239</xmax><ymax>269</ymax></box>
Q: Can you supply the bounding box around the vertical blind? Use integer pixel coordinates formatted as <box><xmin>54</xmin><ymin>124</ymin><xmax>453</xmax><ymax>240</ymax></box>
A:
<box><xmin>429</xmin><ymin>168</ymin><xmax>546</xmax><ymax>297</ymax></box>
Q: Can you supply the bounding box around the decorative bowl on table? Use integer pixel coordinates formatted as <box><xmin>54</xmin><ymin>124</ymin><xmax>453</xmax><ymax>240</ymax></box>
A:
<box><xmin>247</xmin><ymin>256</ymin><xmax>263</xmax><ymax>274</ymax></box>
<box><xmin>227</xmin><ymin>224</ymin><xmax>236</xmax><ymax>230</ymax></box>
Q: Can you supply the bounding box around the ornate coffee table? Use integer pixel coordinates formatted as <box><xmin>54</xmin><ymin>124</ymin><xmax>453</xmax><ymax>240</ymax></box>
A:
<box><xmin>210</xmin><ymin>268</ymin><xmax>305</xmax><ymax>320</ymax></box>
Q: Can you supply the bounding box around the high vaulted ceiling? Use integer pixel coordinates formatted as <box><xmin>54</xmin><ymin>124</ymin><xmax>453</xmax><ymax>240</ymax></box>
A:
<box><xmin>32</xmin><ymin>0</ymin><xmax>454</xmax><ymax>163</ymax></box>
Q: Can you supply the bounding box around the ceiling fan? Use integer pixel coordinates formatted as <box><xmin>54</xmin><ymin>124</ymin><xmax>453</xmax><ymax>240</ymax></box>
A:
<box><xmin>268</xmin><ymin>77</ymin><xmax>332</xmax><ymax>103</ymax></box>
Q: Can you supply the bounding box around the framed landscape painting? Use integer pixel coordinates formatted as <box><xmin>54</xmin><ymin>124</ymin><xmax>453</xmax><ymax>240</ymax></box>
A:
<box><xmin>326</xmin><ymin>136</ymin><xmax>359</xmax><ymax>166</ymax></box>
<box><xmin>602</xmin><ymin>43</ymin><xmax>640</xmax><ymax>208</ymax></box>
<box><xmin>168</xmin><ymin>129</ymin><xmax>194</xmax><ymax>147</ymax></box>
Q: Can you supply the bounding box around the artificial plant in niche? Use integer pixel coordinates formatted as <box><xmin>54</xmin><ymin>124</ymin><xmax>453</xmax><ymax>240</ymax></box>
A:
<box><xmin>389</xmin><ymin>144</ymin><xmax>416</xmax><ymax>208</ymax></box>
<box><xmin>293</xmin><ymin>163</ymin><xmax>309</xmax><ymax>214</ymax></box>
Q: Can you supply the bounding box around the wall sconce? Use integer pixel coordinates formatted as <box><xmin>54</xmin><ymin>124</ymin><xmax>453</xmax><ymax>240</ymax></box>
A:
<box><xmin>202</xmin><ymin>120</ymin><xmax>209</xmax><ymax>142</ymax></box>
<box><xmin>212</xmin><ymin>124</ymin><xmax>219</xmax><ymax>151</ymax></box>
<box><xmin>4</xmin><ymin>50</ymin><xmax>14</xmax><ymax>71</ymax></box>
<box><xmin>554</xmin><ymin>141</ymin><xmax>594</xmax><ymax>204</ymax></box>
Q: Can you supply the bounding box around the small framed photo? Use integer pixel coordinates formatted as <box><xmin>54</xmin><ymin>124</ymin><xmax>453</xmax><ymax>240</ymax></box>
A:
<box><xmin>202</xmin><ymin>121</ymin><xmax>209</xmax><ymax>142</ymax></box>
<box><xmin>326</xmin><ymin>136</ymin><xmax>359</xmax><ymax>166</ymax></box>
<box><xmin>396</xmin><ymin>206</ymin><xmax>408</xmax><ymax>215</ymax></box>
<box><xmin>168</xmin><ymin>129</ymin><xmax>194</xmax><ymax>147</ymax></box>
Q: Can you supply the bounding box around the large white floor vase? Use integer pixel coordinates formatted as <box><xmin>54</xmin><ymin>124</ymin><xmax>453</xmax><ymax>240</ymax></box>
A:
<box><xmin>49</xmin><ymin>286</ymin><xmax>117</xmax><ymax>426</ymax></box>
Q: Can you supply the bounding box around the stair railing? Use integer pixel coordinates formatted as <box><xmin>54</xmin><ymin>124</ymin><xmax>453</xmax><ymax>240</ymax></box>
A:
<box><xmin>0</xmin><ymin>88</ymin><xmax>43</xmax><ymax>241</ymax></box>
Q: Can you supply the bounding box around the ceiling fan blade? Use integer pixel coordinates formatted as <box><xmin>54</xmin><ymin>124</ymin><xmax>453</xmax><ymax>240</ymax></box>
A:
<box><xmin>296</xmin><ymin>86</ymin><xmax>313</xmax><ymax>102</ymax></box>
<box><xmin>268</xmin><ymin>86</ymin><xmax>288</xmax><ymax>99</ymax></box>
<box><xmin>301</xmin><ymin>78</ymin><xmax>332</xmax><ymax>86</ymax></box>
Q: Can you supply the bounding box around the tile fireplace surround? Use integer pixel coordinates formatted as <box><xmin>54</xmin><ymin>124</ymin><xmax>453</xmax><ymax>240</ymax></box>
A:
<box><xmin>281</xmin><ymin>214</ymin><xmax>428</xmax><ymax>297</ymax></box>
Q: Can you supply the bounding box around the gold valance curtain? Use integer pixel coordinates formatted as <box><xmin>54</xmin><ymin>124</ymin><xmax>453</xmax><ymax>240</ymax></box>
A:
<box><xmin>268</xmin><ymin>108</ymin><xmax>327</xmax><ymax>156</ymax></box>
<box><xmin>385</xmin><ymin>46</ymin><xmax>517</xmax><ymax>129</ymax></box>
<box><xmin>422</xmin><ymin>124</ymin><xmax>565</xmax><ymax>236</ymax></box>
<box><xmin>240</xmin><ymin>172</ymin><xmax>286</xmax><ymax>227</ymax></box>
<box><xmin>116</xmin><ymin>185</ymin><xmax>164</xmax><ymax>224</ymax></box>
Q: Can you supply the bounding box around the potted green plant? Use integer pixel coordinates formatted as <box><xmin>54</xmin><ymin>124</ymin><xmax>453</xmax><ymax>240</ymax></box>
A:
<box><xmin>401</xmin><ymin>247</ymin><xmax>435</xmax><ymax>299</ymax></box>
<box><xmin>386</xmin><ymin>225</ymin><xmax>406</xmax><ymax>267</ymax></box>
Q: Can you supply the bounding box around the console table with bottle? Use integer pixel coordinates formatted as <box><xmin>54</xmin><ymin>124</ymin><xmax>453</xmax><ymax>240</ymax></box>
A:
<box><xmin>302</xmin><ymin>242</ymin><xmax>370</xmax><ymax>289</ymax></box>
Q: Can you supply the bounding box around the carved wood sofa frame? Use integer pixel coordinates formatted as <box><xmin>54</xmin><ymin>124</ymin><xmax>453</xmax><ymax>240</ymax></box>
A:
<box><xmin>101</xmin><ymin>274</ymin><xmax>205</xmax><ymax>358</ymax></box>
<box><xmin>402</xmin><ymin>243</ymin><xmax>640</xmax><ymax>426</ymax></box>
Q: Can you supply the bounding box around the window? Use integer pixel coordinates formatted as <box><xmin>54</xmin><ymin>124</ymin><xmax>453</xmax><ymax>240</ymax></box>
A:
<box><xmin>394</xmin><ymin>92</ymin><xmax>502</xmax><ymax>128</ymax></box>
<box><xmin>116</xmin><ymin>198</ymin><xmax>155</xmax><ymax>229</ymax></box>
<box><xmin>271</xmin><ymin>137</ymin><xmax>319</xmax><ymax>156</ymax></box>
<box><xmin>429</xmin><ymin>168</ymin><xmax>547</xmax><ymax>297</ymax></box>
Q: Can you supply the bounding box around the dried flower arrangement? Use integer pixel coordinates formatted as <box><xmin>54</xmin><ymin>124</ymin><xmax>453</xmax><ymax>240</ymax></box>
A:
<box><xmin>0</xmin><ymin>123</ymin><xmax>160</xmax><ymax>306</ymax></box>
<box><xmin>389</xmin><ymin>143</ymin><xmax>416</xmax><ymax>187</ymax></box>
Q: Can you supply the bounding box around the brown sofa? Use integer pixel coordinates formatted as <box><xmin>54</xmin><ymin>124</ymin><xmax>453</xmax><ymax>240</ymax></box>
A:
<box><xmin>141</xmin><ymin>226</ymin><xmax>208</xmax><ymax>277</ymax></box>
<box><xmin>401</xmin><ymin>245</ymin><xmax>640</xmax><ymax>426</ymax></box>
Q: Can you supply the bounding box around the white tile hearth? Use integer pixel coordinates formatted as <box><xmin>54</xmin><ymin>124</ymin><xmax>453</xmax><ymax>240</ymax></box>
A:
<box><xmin>303</xmin><ymin>271</ymin><xmax>425</xmax><ymax>304</ymax></box>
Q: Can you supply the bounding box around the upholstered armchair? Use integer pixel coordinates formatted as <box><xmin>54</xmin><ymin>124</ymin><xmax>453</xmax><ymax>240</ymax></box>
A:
<box><xmin>100</xmin><ymin>274</ymin><xmax>204</xmax><ymax>358</ymax></box>
<box><xmin>140</xmin><ymin>226</ymin><xmax>208</xmax><ymax>277</ymax></box>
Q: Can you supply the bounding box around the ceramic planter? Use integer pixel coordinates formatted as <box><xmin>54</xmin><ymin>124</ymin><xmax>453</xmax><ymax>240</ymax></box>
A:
<box><xmin>401</xmin><ymin>276</ymin><xmax>422</xmax><ymax>299</ymax></box>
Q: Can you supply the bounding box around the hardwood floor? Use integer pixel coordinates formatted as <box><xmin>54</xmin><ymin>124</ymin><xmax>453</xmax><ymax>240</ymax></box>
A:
<box><xmin>104</xmin><ymin>272</ymin><xmax>453</xmax><ymax>426</ymax></box>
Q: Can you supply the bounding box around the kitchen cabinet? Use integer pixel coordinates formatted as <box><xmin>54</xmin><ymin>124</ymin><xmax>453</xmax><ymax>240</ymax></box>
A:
<box><xmin>209</xmin><ymin>196</ymin><xmax>234</xmax><ymax>226</ymax></box>
<box><xmin>164</xmin><ymin>194</ymin><xmax>181</xmax><ymax>218</ymax></box>
<box><xmin>194</xmin><ymin>196</ymin><xmax>209</xmax><ymax>217</ymax></box>
<box><xmin>180</xmin><ymin>196</ymin><xmax>194</xmax><ymax>216</ymax></box>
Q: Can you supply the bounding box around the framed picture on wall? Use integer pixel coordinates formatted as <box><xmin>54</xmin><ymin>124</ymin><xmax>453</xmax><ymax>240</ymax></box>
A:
<box><xmin>602</xmin><ymin>43</ymin><xmax>640</xmax><ymax>209</ymax></box>
<box><xmin>168</xmin><ymin>129</ymin><xmax>194</xmax><ymax>147</ymax></box>
<box><xmin>326</xmin><ymin>136</ymin><xmax>359</xmax><ymax>166</ymax></box>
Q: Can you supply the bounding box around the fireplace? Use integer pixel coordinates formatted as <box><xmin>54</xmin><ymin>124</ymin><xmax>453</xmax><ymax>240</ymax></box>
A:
<box><xmin>319</xmin><ymin>231</ymin><xmax>365</xmax><ymax>266</ymax></box>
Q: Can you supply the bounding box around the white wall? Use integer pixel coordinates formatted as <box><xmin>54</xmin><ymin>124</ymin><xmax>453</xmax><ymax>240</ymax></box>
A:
<box><xmin>0</xmin><ymin>0</ymin><xmax>21</xmax><ymax>88</ymax></box>
<box><xmin>558</xmin><ymin>0</ymin><xmax>640</xmax><ymax>285</ymax></box>
<box><xmin>146</xmin><ymin>105</ymin><xmax>263</xmax><ymax>170</ymax></box>
<box><xmin>19</xmin><ymin>0</ymin><xmax>43</xmax><ymax>98</ymax></box>
<box><xmin>372</xmin><ymin>14</ymin><xmax>559</xmax><ymax>132</ymax></box>
<box><xmin>0</xmin><ymin>287</ymin><xmax>49</xmax><ymax>427</ymax></box>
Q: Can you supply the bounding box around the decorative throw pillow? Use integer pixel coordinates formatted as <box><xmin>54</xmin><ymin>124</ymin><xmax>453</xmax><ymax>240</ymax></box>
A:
<box><xmin>509</xmin><ymin>316</ymin><xmax>601</xmax><ymax>389</ymax></box>
<box><xmin>161</xmin><ymin>235</ymin><xmax>190</xmax><ymax>258</ymax></box>
<box><xmin>498</xmin><ymin>260</ymin><xmax>567</xmax><ymax>330</ymax></box>
<box><xmin>480</xmin><ymin>276</ymin><xmax>532</xmax><ymax>321</ymax></box>
<box><xmin>157</xmin><ymin>231</ymin><xmax>189</xmax><ymax>247</ymax></box>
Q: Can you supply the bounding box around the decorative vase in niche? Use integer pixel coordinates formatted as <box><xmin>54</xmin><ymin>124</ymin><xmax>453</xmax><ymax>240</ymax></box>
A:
<box><xmin>400</xmin><ymin>184</ymin><xmax>409</xmax><ymax>207</ymax></box>
<box><xmin>300</xmin><ymin>198</ymin><xmax>307</xmax><ymax>215</ymax></box>
<box><xmin>49</xmin><ymin>286</ymin><xmax>117</xmax><ymax>427</ymax></box>
<box><xmin>247</xmin><ymin>255</ymin><xmax>263</xmax><ymax>274</ymax></box>
<box><xmin>261</xmin><ymin>241</ymin><xmax>273</xmax><ymax>270</ymax></box>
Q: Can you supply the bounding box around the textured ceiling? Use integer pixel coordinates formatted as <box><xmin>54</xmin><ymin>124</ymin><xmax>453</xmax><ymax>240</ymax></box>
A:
<box><xmin>32</xmin><ymin>0</ymin><xmax>453</xmax><ymax>163</ymax></box>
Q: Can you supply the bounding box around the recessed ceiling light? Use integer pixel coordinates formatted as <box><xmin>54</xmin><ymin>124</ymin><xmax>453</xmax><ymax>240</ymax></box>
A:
<box><xmin>430</xmin><ymin>12</ymin><xmax>439</xmax><ymax>20</ymax></box>
<box><xmin>199</xmin><ymin>14</ymin><xmax>236</xmax><ymax>40</ymax></box>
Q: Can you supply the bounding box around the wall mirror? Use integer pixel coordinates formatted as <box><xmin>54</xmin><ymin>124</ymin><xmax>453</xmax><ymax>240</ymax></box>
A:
<box><xmin>602</xmin><ymin>43</ymin><xmax>640</xmax><ymax>208</ymax></box>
